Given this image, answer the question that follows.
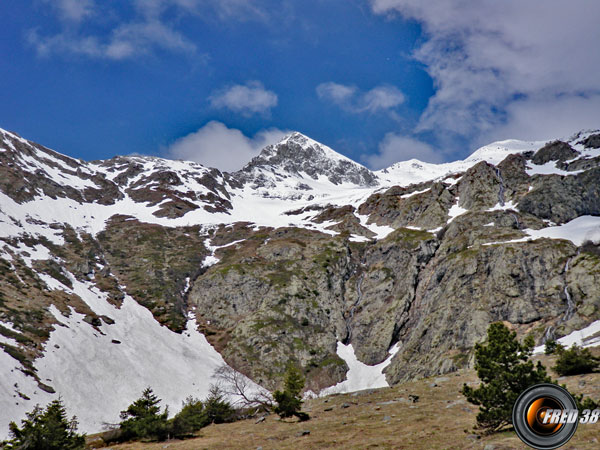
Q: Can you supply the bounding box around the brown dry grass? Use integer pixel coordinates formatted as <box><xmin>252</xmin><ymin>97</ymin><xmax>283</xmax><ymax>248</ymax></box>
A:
<box><xmin>96</xmin><ymin>352</ymin><xmax>600</xmax><ymax>450</ymax></box>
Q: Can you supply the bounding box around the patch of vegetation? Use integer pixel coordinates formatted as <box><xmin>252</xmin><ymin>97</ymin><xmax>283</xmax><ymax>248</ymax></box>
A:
<box><xmin>40</xmin><ymin>260</ymin><xmax>73</xmax><ymax>289</ymax></box>
<box><xmin>553</xmin><ymin>344</ymin><xmax>599</xmax><ymax>376</ymax></box>
<box><xmin>389</xmin><ymin>228</ymin><xmax>434</xmax><ymax>247</ymax></box>
<box><xmin>3</xmin><ymin>399</ymin><xmax>85</xmax><ymax>450</ymax></box>
<box><xmin>170</xmin><ymin>397</ymin><xmax>208</xmax><ymax>439</ymax></box>
<box><xmin>1</xmin><ymin>344</ymin><xmax>37</xmax><ymax>377</ymax></box>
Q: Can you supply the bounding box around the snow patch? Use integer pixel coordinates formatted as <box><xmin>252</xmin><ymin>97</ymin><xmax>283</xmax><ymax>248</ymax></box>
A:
<box><xmin>534</xmin><ymin>320</ymin><xmax>600</xmax><ymax>354</ymax></box>
<box><xmin>487</xmin><ymin>200</ymin><xmax>518</xmax><ymax>212</ymax></box>
<box><xmin>356</xmin><ymin>214</ymin><xmax>395</xmax><ymax>240</ymax></box>
<box><xmin>526</xmin><ymin>161</ymin><xmax>583</xmax><ymax>177</ymax></box>
<box><xmin>319</xmin><ymin>342</ymin><xmax>400</xmax><ymax>395</ymax></box>
<box><xmin>447</xmin><ymin>200</ymin><xmax>467</xmax><ymax>223</ymax></box>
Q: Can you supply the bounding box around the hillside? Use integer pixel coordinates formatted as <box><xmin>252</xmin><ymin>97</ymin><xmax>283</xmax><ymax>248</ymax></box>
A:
<box><xmin>1</xmin><ymin>126</ymin><xmax>600</xmax><ymax>437</ymax></box>
<box><xmin>93</xmin><ymin>349</ymin><xmax>600</xmax><ymax>450</ymax></box>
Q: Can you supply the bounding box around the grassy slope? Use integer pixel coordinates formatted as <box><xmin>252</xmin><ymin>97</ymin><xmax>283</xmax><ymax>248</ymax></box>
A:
<box><xmin>96</xmin><ymin>352</ymin><xmax>600</xmax><ymax>450</ymax></box>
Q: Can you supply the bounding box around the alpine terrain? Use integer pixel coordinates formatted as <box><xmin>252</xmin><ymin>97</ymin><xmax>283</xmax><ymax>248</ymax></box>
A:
<box><xmin>1</xmin><ymin>127</ymin><xmax>600</xmax><ymax>437</ymax></box>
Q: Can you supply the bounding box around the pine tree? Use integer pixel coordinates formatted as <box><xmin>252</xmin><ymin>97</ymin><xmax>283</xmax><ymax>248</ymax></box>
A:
<box><xmin>119</xmin><ymin>387</ymin><xmax>169</xmax><ymax>441</ymax></box>
<box><xmin>273</xmin><ymin>365</ymin><xmax>309</xmax><ymax>421</ymax></box>
<box><xmin>553</xmin><ymin>344</ymin><xmax>599</xmax><ymax>376</ymax></box>
<box><xmin>4</xmin><ymin>398</ymin><xmax>85</xmax><ymax>450</ymax></box>
<box><xmin>170</xmin><ymin>397</ymin><xmax>209</xmax><ymax>438</ymax></box>
<box><xmin>462</xmin><ymin>322</ymin><xmax>551</xmax><ymax>432</ymax></box>
<box><xmin>203</xmin><ymin>385</ymin><xmax>235</xmax><ymax>424</ymax></box>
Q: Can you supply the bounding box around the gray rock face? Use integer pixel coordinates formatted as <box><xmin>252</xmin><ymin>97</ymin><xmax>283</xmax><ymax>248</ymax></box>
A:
<box><xmin>518</xmin><ymin>168</ymin><xmax>600</xmax><ymax>223</ymax></box>
<box><xmin>385</xmin><ymin>226</ymin><xmax>578</xmax><ymax>383</ymax></box>
<box><xmin>358</xmin><ymin>181</ymin><xmax>456</xmax><ymax>230</ymax></box>
<box><xmin>579</xmin><ymin>133</ymin><xmax>600</xmax><ymax>149</ymax></box>
<box><xmin>457</xmin><ymin>162</ymin><xmax>501</xmax><ymax>210</ymax></box>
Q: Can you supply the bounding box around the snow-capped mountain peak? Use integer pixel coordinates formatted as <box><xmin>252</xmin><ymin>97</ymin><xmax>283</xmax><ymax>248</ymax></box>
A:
<box><xmin>237</xmin><ymin>132</ymin><xmax>379</xmax><ymax>188</ymax></box>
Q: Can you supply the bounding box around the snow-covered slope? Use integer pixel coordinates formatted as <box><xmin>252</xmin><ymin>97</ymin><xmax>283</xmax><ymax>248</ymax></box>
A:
<box><xmin>376</xmin><ymin>138</ymin><xmax>546</xmax><ymax>187</ymax></box>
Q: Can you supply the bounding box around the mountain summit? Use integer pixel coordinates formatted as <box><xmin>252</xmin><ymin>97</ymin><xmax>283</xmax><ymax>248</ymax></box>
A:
<box><xmin>236</xmin><ymin>131</ymin><xmax>379</xmax><ymax>188</ymax></box>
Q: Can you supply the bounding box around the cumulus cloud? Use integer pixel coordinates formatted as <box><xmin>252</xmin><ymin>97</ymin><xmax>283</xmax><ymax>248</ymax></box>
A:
<box><xmin>316</xmin><ymin>82</ymin><xmax>405</xmax><ymax>114</ymax></box>
<box><xmin>166</xmin><ymin>121</ymin><xmax>288</xmax><ymax>171</ymax></box>
<box><xmin>30</xmin><ymin>0</ymin><xmax>263</xmax><ymax>60</ymax></box>
<box><xmin>370</xmin><ymin>0</ymin><xmax>600</xmax><ymax>146</ymax></box>
<box><xmin>363</xmin><ymin>133</ymin><xmax>443</xmax><ymax>169</ymax></box>
<box><xmin>209</xmin><ymin>81</ymin><xmax>278</xmax><ymax>116</ymax></box>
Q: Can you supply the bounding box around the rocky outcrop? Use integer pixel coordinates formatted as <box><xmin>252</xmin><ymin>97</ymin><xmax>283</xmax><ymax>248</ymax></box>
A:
<box><xmin>578</xmin><ymin>133</ymin><xmax>600</xmax><ymax>149</ymax></box>
<box><xmin>358</xmin><ymin>181</ymin><xmax>455</xmax><ymax>229</ymax></box>
<box><xmin>385</xmin><ymin>226</ymin><xmax>579</xmax><ymax>383</ymax></box>
<box><xmin>457</xmin><ymin>162</ymin><xmax>501</xmax><ymax>210</ymax></box>
<box><xmin>531</xmin><ymin>140</ymin><xmax>579</xmax><ymax>165</ymax></box>
<box><xmin>518</xmin><ymin>168</ymin><xmax>600</xmax><ymax>223</ymax></box>
<box><xmin>189</xmin><ymin>226</ymin><xmax>355</xmax><ymax>391</ymax></box>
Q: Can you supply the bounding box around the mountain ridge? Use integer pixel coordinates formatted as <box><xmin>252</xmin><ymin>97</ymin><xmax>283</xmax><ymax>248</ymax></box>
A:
<box><xmin>1</xmin><ymin>126</ymin><xmax>600</xmax><ymax>437</ymax></box>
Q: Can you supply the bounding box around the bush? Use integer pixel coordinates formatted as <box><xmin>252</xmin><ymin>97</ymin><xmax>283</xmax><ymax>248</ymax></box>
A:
<box><xmin>574</xmin><ymin>392</ymin><xmax>599</xmax><ymax>412</ymax></box>
<box><xmin>462</xmin><ymin>322</ymin><xmax>551</xmax><ymax>432</ymax></box>
<box><xmin>119</xmin><ymin>387</ymin><xmax>169</xmax><ymax>442</ymax></box>
<box><xmin>203</xmin><ymin>385</ymin><xmax>236</xmax><ymax>424</ymax></box>
<box><xmin>3</xmin><ymin>398</ymin><xmax>85</xmax><ymax>450</ymax></box>
<box><xmin>553</xmin><ymin>344</ymin><xmax>599</xmax><ymax>376</ymax></box>
<box><xmin>170</xmin><ymin>397</ymin><xmax>208</xmax><ymax>439</ymax></box>
<box><xmin>544</xmin><ymin>339</ymin><xmax>564</xmax><ymax>355</ymax></box>
<box><xmin>273</xmin><ymin>365</ymin><xmax>309</xmax><ymax>421</ymax></box>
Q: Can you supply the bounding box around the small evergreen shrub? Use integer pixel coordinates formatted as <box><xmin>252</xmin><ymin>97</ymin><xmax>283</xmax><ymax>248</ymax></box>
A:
<box><xmin>170</xmin><ymin>397</ymin><xmax>208</xmax><ymax>439</ymax></box>
<box><xmin>273</xmin><ymin>365</ymin><xmax>309</xmax><ymax>421</ymax></box>
<box><xmin>203</xmin><ymin>385</ymin><xmax>236</xmax><ymax>424</ymax></box>
<box><xmin>544</xmin><ymin>339</ymin><xmax>564</xmax><ymax>355</ymax></box>
<box><xmin>119</xmin><ymin>387</ymin><xmax>169</xmax><ymax>442</ymax></box>
<box><xmin>3</xmin><ymin>398</ymin><xmax>85</xmax><ymax>450</ymax></box>
<box><xmin>553</xmin><ymin>344</ymin><xmax>599</xmax><ymax>376</ymax></box>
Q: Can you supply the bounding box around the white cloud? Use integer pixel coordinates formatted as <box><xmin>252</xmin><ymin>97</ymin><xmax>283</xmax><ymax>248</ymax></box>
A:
<box><xmin>316</xmin><ymin>82</ymin><xmax>356</xmax><ymax>104</ymax></box>
<box><xmin>316</xmin><ymin>82</ymin><xmax>405</xmax><ymax>114</ymax></box>
<box><xmin>209</xmin><ymin>81</ymin><xmax>278</xmax><ymax>116</ymax></box>
<box><xmin>166</xmin><ymin>121</ymin><xmax>288</xmax><ymax>171</ymax></box>
<box><xmin>363</xmin><ymin>133</ymin><xmax>443</xmax><ymax>169</ymax></box>
<box><xmin>30</xmin><ymin>0</ymin><xmax>263</xmax><ymax>60</ymax></box>
<box><xmin>370</xmin><ymin>0</ymin><xmax>600</xmax><ymax>145</ymax></box>
<box><xmin>482</xmin><ymin>94</ymin><xmax>600</xmax><ymax>145</ymax></box>
<box><xmin>43</xmin><ymin>0</ymin><xmax>95</xmax><ymax>23</ymax></box>
<box><xmin>29</xmin><ymin>20</ymin><xmax>196</xmax><ymax>60</ymax></box>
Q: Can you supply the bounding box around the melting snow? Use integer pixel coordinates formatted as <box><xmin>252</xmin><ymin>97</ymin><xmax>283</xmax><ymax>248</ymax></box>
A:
<box><xmin>319</xmin><ymin>342</ymin><xmax>400</xmax><ymax>395</ymax></box>
<box><xmin>534</xmin><ymin>320</ymin><xmax>600</xmax><ymax>354</ymax></box>
<box><xmin>447</xmin><ymin>200</ymin><xmax>468</xmax><ymax>223</ymax></box>
<box><xmin>0</xmin><ymin>274</ymin><xmax>260</xmax><ymax>438</ymax></box>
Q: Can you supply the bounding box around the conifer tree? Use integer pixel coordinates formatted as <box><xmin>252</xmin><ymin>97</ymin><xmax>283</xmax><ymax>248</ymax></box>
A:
<box><xmin>4</xmin><ymin>398</ymin><xmax>85</xmax><ymax>450</ymax></box>
<box><xmin>553</xmin><ymin>344</ymin><xmax>599</xmax><ymax>376</ymax></box>
<box><xmin>462</xmin><ymin>322</ymin><xmax>551</xmax><ymax>432</ymax></box>
<box><xmin>119</xmin><ymin>387</ymin><xmax>169</xmax><ymax>441</ymax></box>
<box><xmin>273</xmin><ymin>365</ymin><xmax>309</xmax><ymax>421</ymax></box>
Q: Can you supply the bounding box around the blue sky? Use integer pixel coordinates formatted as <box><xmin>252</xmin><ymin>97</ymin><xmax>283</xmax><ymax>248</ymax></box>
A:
<box><xmin>1</xmin><ymin>1</ymin><xmax>599</xmax><ymax>171</ymax></box>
